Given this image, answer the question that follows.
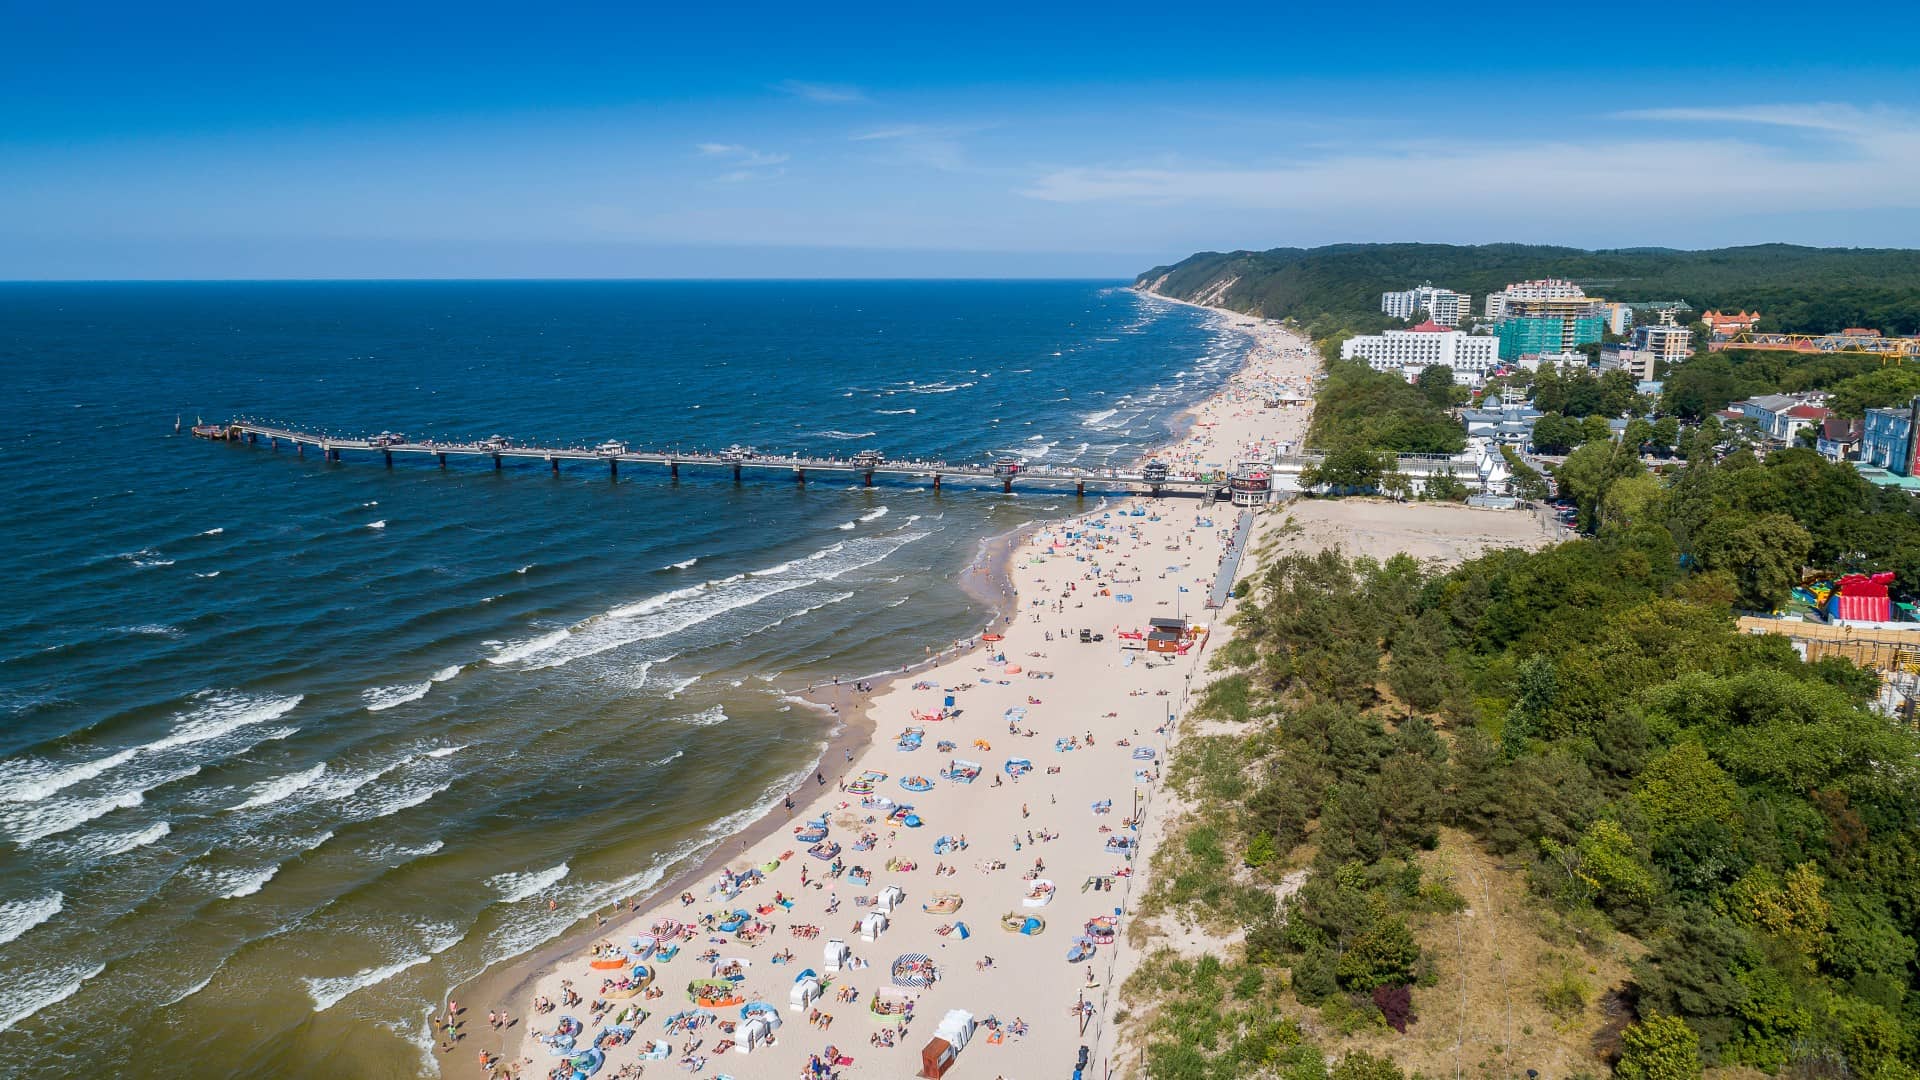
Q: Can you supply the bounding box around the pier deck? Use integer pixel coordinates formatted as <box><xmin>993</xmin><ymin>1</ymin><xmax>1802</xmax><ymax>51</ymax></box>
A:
<box><xmin>207</xmin><ymin>422</ymin><xmax>1487</xmax><ymax>495</ymax></box>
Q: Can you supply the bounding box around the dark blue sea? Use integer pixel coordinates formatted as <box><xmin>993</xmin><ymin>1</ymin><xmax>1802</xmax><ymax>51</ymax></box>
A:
<box><xmin>0</xmin><ymin>280</ymin><xmax>1244</xmax><ymax>1076</ymax></box>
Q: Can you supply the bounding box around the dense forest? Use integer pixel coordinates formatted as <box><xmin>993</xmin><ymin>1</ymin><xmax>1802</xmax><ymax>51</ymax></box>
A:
<box><xmin>1135</xmin><ymin>244</ymin><xmax>1920</xmax><ymax>336</ymax></box>
<box><xmin>1126</xmin><ymin>522</ymin><xmax>1920</xmax><ymax>1079</ymax></box>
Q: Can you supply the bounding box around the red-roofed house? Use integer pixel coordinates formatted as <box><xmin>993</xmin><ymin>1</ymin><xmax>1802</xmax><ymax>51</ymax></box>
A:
<box><xmin>1703</xmin><ymin>309</ymin><xmax>1762</xmax><ymax>337</ymax></box>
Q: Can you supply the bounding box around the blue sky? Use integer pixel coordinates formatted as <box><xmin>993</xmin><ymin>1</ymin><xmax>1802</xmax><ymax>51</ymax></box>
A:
<box><xmin>6</xmin><ymin>2</ymin><xmax>1920</xmax><ymax>278</ymax></box>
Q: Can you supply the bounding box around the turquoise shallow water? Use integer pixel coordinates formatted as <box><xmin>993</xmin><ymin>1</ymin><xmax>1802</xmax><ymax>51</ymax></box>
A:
<box><xmin>0</xmin><ymin>280</ymin><xmax>1246</xmax><ymax>1076</ymax></box>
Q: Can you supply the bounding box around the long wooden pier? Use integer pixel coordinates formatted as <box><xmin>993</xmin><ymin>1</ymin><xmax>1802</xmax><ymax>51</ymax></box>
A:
<box><xmin>202</xmin><ymin>421</ymin><xmax>1487</xmax><ymax>496</ymax></box>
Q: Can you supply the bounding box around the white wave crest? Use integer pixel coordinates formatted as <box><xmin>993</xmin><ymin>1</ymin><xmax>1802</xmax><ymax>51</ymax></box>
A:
<box><xmin>808</xmin><ymin>430</ymin><xmax>876</xmax><ymax>440</ymax></box>
<box><xmin>836</xmin><ymin>520</ymin><xmax>856</xmax><ymax>530</ymax></box>
<box><xmin>486</xmin><ymin>629</ymin><xmax>568</xmax><ymax>666</ymax></box>
<box><xmin>231</xmin><ymin>762</ymin><xmax>327</xmax><ymax>810</ymax></box>
<box><xmin>364</xmin><ymin>683</ymin><xmax>430</xmax><ymax>712</ymax></box>
<box><xmin>0</xmin><ymin>891</ymin><xmax>63</xmax><ymax>946</ymax></box>
<box><xmin>667</xmin><ymin>557</ymin><xmax>699</xmax><ymax>570</ymax></box>
<box><xmin>487</xmin><ymin>862</ymin><xmax>569</xmax><ymax>903</ymax></box>
<box><xmin>0</xmin><ymin>962</ymin><xmax>105</xmax><ymax>1035</ymax></box>
<box><xmin>431</xmin><ymin>665</ymin><xmax>461</xmax><ymax>683</ymax></box>
<box><xmin>301</xmin><ymin>921</ymin><xmax>459</xmax><ymax>1014</ymax></box>
<box><xmin>8</xmin><ymin>763</ymin><xmax>200</xmax><ymax>846</ymax></box>
<box><xmin>859</xmin><ymin>507</ymin><xmax>889</xmax><ymax>523</ymax></box>
<box><xmin>96</xmin><ymin>820</ymin><xmax>171</xmax><ymax>857</ymax></box>
<box><xmin>876</xmin><ymin>408</ymin><xmax>916</xmax><ymax>415</ymax></box>
<box><xmin>197</xmin><ymin>527</ymin><xmax>225</xmax><ymax>537</ymax></box>
<box><xmin>0</xmin><ymin>747</ymin><xmax>141</xmax><ymax>804</ymax></box>
<box><xmin>496</xmin><ymin>532</ymin><xmax>928</xmax><ymax>672</ymax></box>
<box><xmin>425</xmin><ymin>745</ymin><xmax>466</xmax><ymax>759</ymax></box>
<box><xmin>217</xmin><ymin>862</ymin><xmax>280</xmax><ymax>900</ymax></box>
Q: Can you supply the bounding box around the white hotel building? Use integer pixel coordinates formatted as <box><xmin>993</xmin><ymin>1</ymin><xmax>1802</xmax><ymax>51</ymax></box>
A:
<box><xmin>1381</xmin><ymin>284</ymin><xmax>1472</xmax><ymax>326</ymax></box>
<box><xmin>1340</xmin><ymin>321</ymin><xmax>1502</xmax><ymax>382</ymax></box>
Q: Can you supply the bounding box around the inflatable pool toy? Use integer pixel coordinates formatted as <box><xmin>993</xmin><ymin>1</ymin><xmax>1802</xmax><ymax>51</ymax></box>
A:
<box><xmin>899</xmin><ymin>775</ymin><xmax>934</xmax><ymax>792</ymax></box>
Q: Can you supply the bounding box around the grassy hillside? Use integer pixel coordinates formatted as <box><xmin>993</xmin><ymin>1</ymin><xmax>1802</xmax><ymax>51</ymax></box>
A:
<box><xmin>1135</xmin><ymin>244</ymin><xmax>1920</xmax><ymax>336</ymax></box>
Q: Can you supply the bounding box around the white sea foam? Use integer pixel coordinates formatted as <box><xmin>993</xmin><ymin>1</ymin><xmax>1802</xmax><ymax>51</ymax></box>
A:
<box><xmin>146</xmin><ymin>690</ymin><xmax>304</xmax><ymax>758</ymax></box>
<box><xmin>667</xmin><ymin>558</ymin><xmax>699</xmax><ymax>570</ymax></box>
<box><xmin>8</xmin><ymin>763</ymin><xmax>200</xmax><ymax>846</ymax></box>
<box><xmin>364</xmin><ymin>682</ymin><xmax>430</xmax><ymax>712</ymax></box>
<box><xmin>359</xmin><ymin>780</ymin><xmax>452</xmax><ymax>822</ymax></box>
<box><xmin>217</xmin><ymin>862</ymin><xmax>280</xmax><ymax>899</ymax></box>
<box><xmin>487</xmin><ymin>862</ymin><xmax>569</xmax><ymax>903</ymax></box>
<box><xmin>118</xmin><ymin>548</ymin><xmax>175</xmax><ymax>568</ymax></box>
<box><xmin>114</xmin><ymin>623</ymin><xmax>184</xmax><ymax>639</ymax></box>
<box><xmin>516</xmin><ymin>564</ymin><xmax>533</xmax><ymax>574</ymax></box>
<box><xmin>0</xmin><ymin>747</ymin><xmax>141</xmax><ymax>803</ymax></box>
<box><xmin>808</xmin><ymin>430</ymin><xmax>876</xmax><ymax>440</ymax></box>
<box><xmin>161</xmin><ymin>972</ymin><xmax>215</xmax><ymax>1007</ymax></box>
<box><xmin>196</xmin><ymin>527</ymin><xmax>225</xmax><ymax>537</ymax></box>
<box><xmin>425</xmin><ymin>745</ymin><xmax>466</xmax><ymax>759</ymax></box>
<box><xmin>875</xmin><ymin>408</ymin><xmax>916</xmax><ymax>415</ymax></box>
<box><xmin>651</xmin><ymin>750</ymin><xmax>685</xmax><ymax>767</ymax></box>
<box><xmin>431</xmin><ymin>665</ymin><xmax>461</xmax><ymax>683</ymax></box>
<box><xmin>836</xmin><ymin>520</ymin><xmax>856</xmax><ymax>530</ymax></box>
<box><xmin>487</xmin><ymin>629</ymin><xmax>569</xmax><ymax>665</ymax></box>
<box><xmin>366</xmin><ymin>520</ymin><xmax>387</xmax><ymax>530</ymax></box>
<box><xmin>663</xmin><ymin>675</ymin><xmax>699</xmax><ymax>699</ymax></box>
<box><xmin>0</xmin><ymin>961</ymin><xmax>105</xmax><ymax>1034</ymax></box>
<box><xmin>502</xmin><ymin>532</ymin><xmax>926</xmax><ymax>672</ymax></box>
<box><xmin>0</xmin><ymin>891</ymin><xmax>63</xmax><ymax>946</ymax></box>
<box><xmin>365</xmin><ymin>839</ymin><xmax>444</xmax><ymax>865</ymax></box>
<box><xmin>858</xmin><ymin>507</ymin><xmax>889</xmax><ymax>523</ymax></box>
<box><xmin>231</xmin><ymin>762</ymin><xmax>327</xmax><ymax>810</ymax></box>
<box><xmin>194</xmin><ymin>571</ymin><xmax>221</xmax><ymax>578</ymax></box>
<box><xmin>95</xmin><ymin>820</ymin><xmax>171</xmax><ymax>857</ymax></box>
<box><xmin>305</xmin><ymin>955</ymin><xmax>431</xmax><ymax>1012</ymax></box>
<box><xmin>677</xmin><ymin>706</ymin><xmax>728</xmax><ymax>727</ymax></box>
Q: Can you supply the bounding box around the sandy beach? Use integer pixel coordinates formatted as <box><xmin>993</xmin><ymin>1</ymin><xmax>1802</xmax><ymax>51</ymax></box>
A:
<box><xmin>454</xmin><ymin>302</ymin><xmax>1320</xmax><ymax>1080</ymax></box>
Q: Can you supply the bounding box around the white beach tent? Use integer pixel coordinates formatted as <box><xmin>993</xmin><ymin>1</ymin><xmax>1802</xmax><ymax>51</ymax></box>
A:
<box><xmin>860</xmin><ymin>910</ymin><xmax>889</xmax><ymax>942</ymax></box>
<box><xmin>824</xmin><ymin>938</ymin><xmax>850</xmax><ymax>972</ymax></box>
<box><xmin>934</xmin><ymin>1008</ymin><xmax>976</xmax><ymax>1052</ymax></box>
<box><xmin>738</xmin><ymin>1012</ymin><xmax>781</xmax><ymax>1053</ymax></box>
<box><xmin>790</xmin><ymin>971</ymin><xmax>823</xmax><ymax>1011</ymax></box>
<box><xmin>874</xmin><ymin>885</ymin><xmax>905</xmax><ymax>914</ymax></box>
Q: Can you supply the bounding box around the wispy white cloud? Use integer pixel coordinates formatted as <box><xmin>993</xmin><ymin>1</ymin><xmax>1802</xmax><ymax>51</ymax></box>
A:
<box><xmin>848</xmin><ymin>123</ymin><xmax>988</xmax><ymax>172</ymax></box>
<box><xmin>1020</xmin><ymin>105</ymin><xmax>1920</xmax><ymax>220</ymax></box>
<box><xmin>777</xmin><ymin>79</ymin><xmax>867</xmax><ymax>104</ymax></box>
<box><xmin>1614</xmin><ymin>102</ymin><xmax>1915</xmax><ymax>138</ymax></box>
<box><xmin>695</xmin><ymin>142</ymin><xmax>790</xmax><ymax>182</ymax></box>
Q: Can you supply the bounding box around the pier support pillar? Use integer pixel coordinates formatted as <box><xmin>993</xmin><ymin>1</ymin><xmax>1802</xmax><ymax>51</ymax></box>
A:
<box><xmin>493</xmin><ymin>454</ymin><xmax>502</xmax><ymax>471</ymax></box>
<box><xmin>269</xmin><ymin>437</ymin><xmax>277</xmax><ymax>450</ymax></box>
<box><xmin>863</xmin><ymin>470</ymin><xmax>874</xmax><ymax>487</ymax></box>
<box><xmin>384</xmin><ymin>450</ymin><xmax>393</xmax><ymax>469</ymax></box>
<box><xmin>438</xmin><ymin>453</ymin><xmax>447</xmax><ymax>469</ymax></box>
<box><xmin>549</xmin><ymin>457</ymin><xmax>560</xmax><ymax>476</ymax></box>
<box><xmin>794</xmin><ymin>468</ymin><xmax>805</xmax><ymax>485</ymax></box>
<box><xmin>609</xmin><ymin>459</ymin><xmax>618</xmax><ymax>480</ymax></box>
<box><xmin>733</xmin><ymin>464</ymin><xmax>742</xmax><ymax>482</ymax></box>
<box><xmin>669</xmin><ymin>461</ymin><xmax>679</xmax><ymax>479</ymax></box>
<box><xmin>932</xmin><ymin>474</ymin><xmax>941</xmax><ymax>491</ymax></box>
<box><xmin>298</xmin><ymin>442</ymin><xmax>305</xmax><ymax>457</ymax></box>
<box><xmin>1003</xmin><ymin>479</ymin><xmax>1013</xmax><ymax>494</ymax></box>
<box><xmin>1077</xmin><ymin>481</ymin><xmax>1086</xmax><ymax>498</ymax></box>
